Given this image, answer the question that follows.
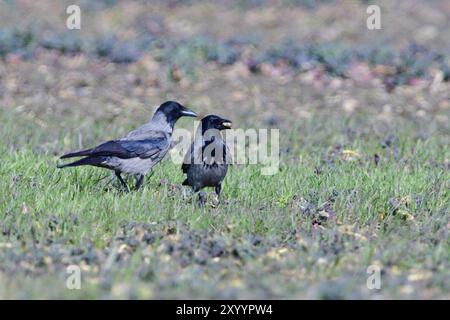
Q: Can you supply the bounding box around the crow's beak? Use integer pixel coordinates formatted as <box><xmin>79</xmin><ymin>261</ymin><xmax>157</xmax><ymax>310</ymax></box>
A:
<box><xmin>222</xmin><ymin>120</ymin><xmax>232</xmax><ymax>129</ymax></box>
<box><xmin>181</xmin><ymin>109</ymin><xmax>198</xmax><ymax>118</ymax></box>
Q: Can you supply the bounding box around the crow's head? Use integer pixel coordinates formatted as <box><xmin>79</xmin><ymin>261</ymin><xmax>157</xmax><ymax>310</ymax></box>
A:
<box><xmin>156</xmin><ymin>101</ymin><xmax>197</xmax><ymax>125</ymax></box>
<box><xmin>201</xmin><ymin>115</ymin><xmax>232</xmax><ymax>133</ymax></box>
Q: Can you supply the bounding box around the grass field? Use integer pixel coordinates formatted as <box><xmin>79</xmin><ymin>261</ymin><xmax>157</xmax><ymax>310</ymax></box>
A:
<box><xmin>0</xmin><ymin>0</ymin><xmax>449</xmax><ymax>299</ymax></box>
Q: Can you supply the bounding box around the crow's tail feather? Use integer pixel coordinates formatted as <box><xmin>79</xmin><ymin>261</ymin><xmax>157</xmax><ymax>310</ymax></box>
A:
<box><xmin>57</xmin><ymin>156</ymin><xmax>105</xmax><ymax>169</ymax></box>
<box><xmin>60</xmin><ymin>148</ymin><xmax>93</xmax><ymax>159</ymax></box>
<box><xmin>182</xmin><ymin>179</ymin><xmax>189</xmax><ymax>186</ymax></box>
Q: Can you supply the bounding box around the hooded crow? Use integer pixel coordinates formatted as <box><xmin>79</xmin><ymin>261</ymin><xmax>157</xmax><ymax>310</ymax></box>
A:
<box><xmin>182</xmin><ymin>115</ymin><xmax>232</xmax><ymax>198</ymax></box>
<box><xmin>58</xmin><ymin>101</ymin><xmax>197</xmax><ymax>190</ymax></box>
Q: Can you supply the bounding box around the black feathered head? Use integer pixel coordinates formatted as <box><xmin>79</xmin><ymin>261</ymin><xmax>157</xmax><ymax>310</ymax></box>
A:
<box><xmin>155</xmin><ymin>101</ymin><xmax>197</xmax><ymax>125</ymax></box>
<box><xmin>200</xmin><ymin>115</ymin><xmax>232</xmax><ymax>134</ymax></box>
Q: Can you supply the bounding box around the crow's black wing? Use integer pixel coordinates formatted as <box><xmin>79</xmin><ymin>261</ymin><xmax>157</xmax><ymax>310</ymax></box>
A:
<box><xmin>118</xmin><ymin>137</ymin><xmax>168</xmax><ymax>159</ymax></box>
<box><xmin>61</xmin><ymin>137</ymin><xmax>168</xmax><ymax>160</ymax></box>
<box><xmin>60</xmin><ymin>140</ymin><xmax>129</xmax><ymax>159</ymax></box>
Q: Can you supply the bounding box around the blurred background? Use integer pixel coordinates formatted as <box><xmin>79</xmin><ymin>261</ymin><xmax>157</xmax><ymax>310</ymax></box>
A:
<box><xmin>0</xmin><ymin>0</ymin><xmax>449</xmax><ymax>152</ymax></box>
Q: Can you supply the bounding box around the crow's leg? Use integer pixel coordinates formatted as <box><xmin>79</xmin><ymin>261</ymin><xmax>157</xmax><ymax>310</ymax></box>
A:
<box><xmin>135</xmin><ymin>174</ymin><xmax>145</xmax><ymax>190</ymax></box>
<box><xmin>210</xmin><ymin>184</ymin><xmax>222</xmax><ymax>207</ymax></box>
<box><xmin>115</xmin><ymin>171</ymin><xmax>129</xmax><ymax>191</ymax></box>
<box><xmin>197</xmin><ymin>192</ymin><xmax>207</xmax><ymax>206</ymax></box>
<box><xmin>215</xmin><ymin>184</ymin><xmax>222</xmax><ymax>197</ymax></box>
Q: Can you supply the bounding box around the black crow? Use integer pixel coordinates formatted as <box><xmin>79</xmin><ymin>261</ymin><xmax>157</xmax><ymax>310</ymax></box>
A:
<box><xmin>182</xmin><ymin>115</ymin><xmax>232</xmax><ymax>199</ymax></box>
<box><xmin>58</xmin><ymin>101</ymin><xmax>197</xmax><ymax>190</ymax></box>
